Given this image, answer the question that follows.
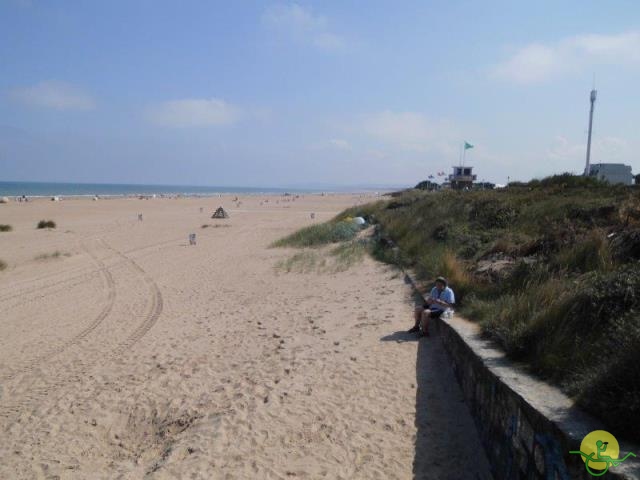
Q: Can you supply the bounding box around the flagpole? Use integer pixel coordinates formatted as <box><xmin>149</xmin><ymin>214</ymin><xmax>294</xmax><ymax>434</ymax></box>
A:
<box><xmin>462</xmin><ymin>142</ymin><xmax>466</xmax><ymax>167</ymax></box>
<box><xmin>459</xmin><ymin>142</ymin><xmax>464</xmax><ymax>167</ymax></box>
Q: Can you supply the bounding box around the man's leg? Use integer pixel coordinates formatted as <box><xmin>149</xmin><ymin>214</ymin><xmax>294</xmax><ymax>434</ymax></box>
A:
<box><xmin>408</xmin><ymin>305</ymin><xmax>423</xmax><ymax>333</ymax></box>
<box><xmin>420</xmin><ymin>310</ymin><xmax>432</xmax><ymax>336</ymax></box>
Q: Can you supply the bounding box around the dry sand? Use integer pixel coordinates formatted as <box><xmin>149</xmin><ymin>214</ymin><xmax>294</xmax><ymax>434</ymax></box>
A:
<box><xmin>0</xmin><ymin>194</ymin><xmax>491</xmax><ymax>479</ymax></box>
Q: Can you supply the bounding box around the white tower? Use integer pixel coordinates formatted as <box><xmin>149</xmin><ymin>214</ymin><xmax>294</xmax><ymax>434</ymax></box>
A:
<box><xmin>584</xmin><ymin>89</ymin><xmax>597</xmax><ymax>176</ymax></box>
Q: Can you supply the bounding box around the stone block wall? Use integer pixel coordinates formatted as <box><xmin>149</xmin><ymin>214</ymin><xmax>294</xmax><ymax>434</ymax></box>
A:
<box><xmin>432</xmin><ymin>315</ymin><xmax>639</xmax><ymax>480</ymax></box>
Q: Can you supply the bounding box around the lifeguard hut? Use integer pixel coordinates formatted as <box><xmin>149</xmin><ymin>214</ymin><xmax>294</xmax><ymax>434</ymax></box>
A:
<box><xmin>449</xmin><ymin>166</ymin><xmax>477</xmax><ymax>190</ymax></box>
<box><xmin>449</xmin><ymin>141</ymin><xmax>477</xmax><ymax>190</ymax></box>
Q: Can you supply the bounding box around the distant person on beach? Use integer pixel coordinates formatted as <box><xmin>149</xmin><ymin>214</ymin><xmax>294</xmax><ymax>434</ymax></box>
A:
<box><xmin>407</xmin><ymin>277</ymin><xmax>454</xmax><ymax>336</ymax></box>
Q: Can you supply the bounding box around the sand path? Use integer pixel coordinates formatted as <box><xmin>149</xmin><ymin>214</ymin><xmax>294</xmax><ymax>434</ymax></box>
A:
<box><xmin>0</xmin><ymin>195</ymin><xmax>491</xmax><ymax>479</ymax></box>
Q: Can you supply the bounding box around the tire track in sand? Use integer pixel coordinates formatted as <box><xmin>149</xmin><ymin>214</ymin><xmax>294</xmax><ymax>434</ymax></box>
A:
<box><xmin>102</xmin><ymin>240</ymin><xmax>164</xmax><ymax>355</ymax></box>
<box><xmin>0</xmin><ymin>242</ymin><xmax>116</xmax><ymax>382</ymax></box>
<box><xmin>0</xmin><ymin>266</ymin><xmax>100</xmax><ymax>305</ymax></box>
<box><xmin>0</xmin><ymin>239</ymin><xmax>164</xmax><ymax>418</ymax></box>
<box><xmin>0</xmin><ymin>231</ymin><xmax>183</xmax><ymax>306</ymax></box>
<box><xmin>0</xmin><ymin>225</ymin><xmax>210</xmax><ymax>306</ymax></box>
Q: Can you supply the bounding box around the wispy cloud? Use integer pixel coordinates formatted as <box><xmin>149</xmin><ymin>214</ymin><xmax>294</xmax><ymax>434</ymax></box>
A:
<box><xmin>357</xmin><ymin>111</ymin><xmax>460</xmax><ymax>155</ymax></box>
<box><xmin>327</xmin><ymin>138</ymin><xmax>351</xmax><ymax>150</ymax></box>
<box><xmin>262</xmin><ymin>3</ymin><xmax>347</xmax><ymax>51</ymax></box>
<box><xmin>547</xmin><ymin>135</ymin><xmax>631</xmax><ymax>164</ymax></box>
<box><xmin>492</xmin><ymin>31</ymin><xmax>640</xmax><ymax>84</ymax></box>
<box><xmin>308</xmin><ymin>138</ymin><xmax>352</xmax><ymax>152</ymax></box>
<box><xmin>9</xmin><ymin>81</ymin><xmax>95</xmax><ymax>110</ymax></box>
<box><xmin>147</xmin><ymin>98</ymin><xmax>241</xmax><ymax>128</ymax></box>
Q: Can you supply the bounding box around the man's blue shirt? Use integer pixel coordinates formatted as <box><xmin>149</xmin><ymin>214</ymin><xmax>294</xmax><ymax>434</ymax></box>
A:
<box><xmin>429</xmin><ymin>286</ymin><xmax>455</xmax><ymax>312</ymax></box>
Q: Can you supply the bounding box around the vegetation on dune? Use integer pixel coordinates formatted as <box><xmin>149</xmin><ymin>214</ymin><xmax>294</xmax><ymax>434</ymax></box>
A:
<box><xmin>0</xmin><ymin>259</ymin><xmax>6</xmax><ymax>271</ymax></box>
<box><xmin>37</xmin><ymin>220</ymin><xmax>56</xmax><ymax>229</ymax></box>
<box><xmin>275</xmin><ymin>238</ymin><xmax>370</xmax><ymax>274</ymax></box>
<box><xmin>0</xmin><ymin>224</ymin><xmax>12</xmax><ymax>232</ymax></box>
<box><xmin>34</xmin><ymin>251</ymin><xmax>70</xmax><ymax>261</ymax></box>
<box><xmin>275</xmin><ymin>250</ymin><xmax>323</xmax><ymax>273</ymax></box>
<box><xmin>330</xmin><ymin>239</ymin><xmax>369</xmax><ymax>269</ymax></box>
<box><xmin>272</xmin><ymin>219</ymin><xmax>361</xmax><ymax>248</ymax></box>
<box><xmin>201</xmin><ymin>224</ymin><xmax>231</xmax><ymax>229</ymax></box>
<box><xmin>273</xmin><ymin>217</ymin><xmax>370</xmax><ymax>273</ymax></box>
<box><xmin>337</xmin><ymin>174</ymin><xmax>640</xmax><ymax>442</ymax></box>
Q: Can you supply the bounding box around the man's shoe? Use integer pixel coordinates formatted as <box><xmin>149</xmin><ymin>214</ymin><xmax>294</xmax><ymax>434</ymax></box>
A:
<box><xmin>407</xmin><ymin>326</ymin><xmax>420</xmax><ymax>333</ymax></box>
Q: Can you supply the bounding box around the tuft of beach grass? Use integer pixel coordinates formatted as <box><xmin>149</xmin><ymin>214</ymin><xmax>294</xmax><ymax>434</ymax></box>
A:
<box><xmin>37</xmin><ymin>220</ymin><xmax>56</xmax><ymax>229</ymax></box>
<box><xmin>35</xmin><ymin>251</ymin><xmax>70</xmax><ymax>261</ymax></box>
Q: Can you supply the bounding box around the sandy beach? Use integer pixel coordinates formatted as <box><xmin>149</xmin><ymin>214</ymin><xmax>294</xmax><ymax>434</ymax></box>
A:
<box><xmin>0</xmin><ymin>194</ymin><xmax>490</xmax><ymax>479</ymax></box>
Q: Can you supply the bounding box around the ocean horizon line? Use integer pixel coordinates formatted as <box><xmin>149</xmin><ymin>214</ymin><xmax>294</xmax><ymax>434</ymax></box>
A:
<box><xmin>0</xmin><ymin>180</ymin><xmax>403</xmax><ymax>198</ymax></box>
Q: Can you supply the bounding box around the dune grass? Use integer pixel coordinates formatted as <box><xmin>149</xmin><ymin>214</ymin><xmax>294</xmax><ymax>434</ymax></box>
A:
<box><xmin>330</xmin><ymin>239</ymin><xmax>369</xmax><ymax>270</ymax></box>
<box><xmin>274</xmin><ymin>217</ymin><xmax>370</xmax><ymax>274</ymax></box>
<box><xmin>339</xmin><ymin>174</ymin><xmax>640</xmax><ymax>441</ymax></box>
<box><xmin>0</xmin><ymin>259</ymin><xmax>6</xmax><ymax>271</ymax></box>
<box><xmin>272</xmin><ymin>220</ymin><xmax>360</xmax><ymax>248</ymax></box>
<box><xmin>201</xmin><ymin>224</ymin><xmax>231</xmax><ymax>229</ymax></box>
<box><xmin>0</xmin><ymin>224</ymin><xmax>12</xmax><ymax>232</ymax></box>
<box><xmin>34</xmin><ymin>251</ymin><xmax>70</xmax><ymax>261</ymax></box>
<box><xmin>37</xmin><ymin>220</ymin><xmax>56</xmax><ymax>229</ymax></box>
<box><xmin>275</xmin><ymin>239</ymin><xmax>370</xmax><ymax>274</ymax></box>
<box><xmin>275</xmin><ymin>251</ymin><xmax>323</xmax><ymax>273</ymax></box>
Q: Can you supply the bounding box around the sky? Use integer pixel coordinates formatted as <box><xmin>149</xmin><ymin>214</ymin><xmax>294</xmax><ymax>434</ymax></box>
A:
<box><xmin>1</xmin><ymin>0</ymin><xmax>639</xmax><ymax>188</ymax></box>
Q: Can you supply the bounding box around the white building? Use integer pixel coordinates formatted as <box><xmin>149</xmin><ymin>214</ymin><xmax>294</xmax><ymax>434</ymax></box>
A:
<box><xmin>588</xmin><ymin>163</ymin><xmax>634</xmax><ymax>185</ymax></box>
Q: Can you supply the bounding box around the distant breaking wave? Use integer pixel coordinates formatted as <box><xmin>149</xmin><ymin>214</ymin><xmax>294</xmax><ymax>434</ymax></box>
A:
<box><xmin>0</xmin><ymin>181</ymin><xmax>321</xmax><ymax>198</ymax></box>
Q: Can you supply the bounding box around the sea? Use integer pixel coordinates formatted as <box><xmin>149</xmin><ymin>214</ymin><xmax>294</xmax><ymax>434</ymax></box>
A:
<box><xmin>0</xmin><ymin>181</ymin><xmax>342</xmax><ymax>198</ymax></box>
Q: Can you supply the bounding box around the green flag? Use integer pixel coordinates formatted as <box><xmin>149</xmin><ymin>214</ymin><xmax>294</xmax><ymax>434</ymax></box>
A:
<box><xmin>464</xmin><ymin>142</ymin><xmax>474</xmax><ymax>150</ymax></box>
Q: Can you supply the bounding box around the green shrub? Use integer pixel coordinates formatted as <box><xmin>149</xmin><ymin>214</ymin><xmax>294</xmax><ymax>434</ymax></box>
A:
<box><xmin>538</xmin><ymin>172</ymin><xmax>606</xmax><ymax>189</ymax></box>
<box><xmin>473</xmin><ymin>279</ymin><xmax>573</xmax><ymax>359</ymax></box>
<box><xmin>575</xmin><ymin>333</ymin><xmax>640</xmax><ymax>442</ymax></box>
<box><xmin>610</xmin><ymin>227</ymin><xmax>640</xmax><ymax>262</ymax></box>
<box><xmin>551</xmin><ymin>230</ymin><xmax>612</xmax><ymax>273</ymax></box>
<box><xmin>37</xmin><ymin>220</ymin><xmax>56</xmax><ymax>229</ymax></box>
<box><xmin>504</xmin><ymin>260</ymin><xmax>551</xmax><ymax>292</ymax></box>
<box><xmin>564</xmin><ymin>264</ymin><xmax>640</xmax><ymax>329</ymax></box>
<box><xmin>469</xmin><ymin>198</ymin><xmax>518</xmax><ymax>228</ymax></box>
<box><xmin>0</xmin><ymin>224</ymin><xmax>12</xmax><ymax>232</ymax></box>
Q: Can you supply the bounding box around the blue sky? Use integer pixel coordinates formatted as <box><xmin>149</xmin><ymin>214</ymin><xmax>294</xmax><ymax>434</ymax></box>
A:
<box><xmin>1</xmin><ymin>1</ymin><xmax>639</xmax><ymax>187</ymax></box>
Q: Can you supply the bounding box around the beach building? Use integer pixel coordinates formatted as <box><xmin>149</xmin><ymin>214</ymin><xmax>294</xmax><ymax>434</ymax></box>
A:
<box><xmin>449</xmin><ymin>166</ymin><xmax>477</xmax><ymax>190</ymax></box>
<box><xmin>588</xmin><ymin>163</ymin><xmax>634</xmax><ymax>185</ymax></box>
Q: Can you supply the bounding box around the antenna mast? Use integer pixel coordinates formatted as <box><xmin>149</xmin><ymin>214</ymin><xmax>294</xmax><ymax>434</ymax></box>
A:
<box><xmin>584</xmin><ymin>88</ymin><xmax>597</xmax><ymax>176</ymax></box>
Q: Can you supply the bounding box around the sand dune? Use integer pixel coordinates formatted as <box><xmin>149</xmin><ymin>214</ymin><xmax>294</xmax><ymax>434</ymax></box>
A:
<box><xmin>0</xmin><ymin>195</ymin><xmax>490</xmax><ymax>479</ymax></box>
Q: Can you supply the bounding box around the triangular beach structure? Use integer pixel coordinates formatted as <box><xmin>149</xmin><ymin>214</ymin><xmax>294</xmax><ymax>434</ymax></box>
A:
<box><xmin>211</xmin><ymin>207</ymin><xmax>229</xmax><ymax>219</ymax></box>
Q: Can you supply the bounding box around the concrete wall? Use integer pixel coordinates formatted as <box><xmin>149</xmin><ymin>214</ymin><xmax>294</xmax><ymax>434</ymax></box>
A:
<box><xmin>432</xmin><ymin>314</ymin><xmax>640</xmax><ymax>480</ymax></box>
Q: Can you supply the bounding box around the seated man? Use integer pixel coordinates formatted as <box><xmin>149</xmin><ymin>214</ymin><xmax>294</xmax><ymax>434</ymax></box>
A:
<box><xmin>407</xmin><ymin>276</ymin><xmax>455</xmax><ymax>336</ymax></box>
